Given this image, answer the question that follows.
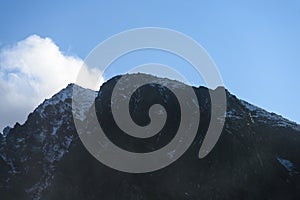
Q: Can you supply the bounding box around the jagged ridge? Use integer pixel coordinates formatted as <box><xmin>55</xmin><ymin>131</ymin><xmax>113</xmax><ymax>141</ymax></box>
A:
<box><xmin>0</xmin><ymin>73</ymin><xmax>300</xmax><ymax>200</ymax></box>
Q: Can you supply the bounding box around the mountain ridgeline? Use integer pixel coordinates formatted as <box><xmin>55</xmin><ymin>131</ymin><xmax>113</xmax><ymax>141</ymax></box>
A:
<box><xmin>1</xmin><ymin>74</ymin><xmax>300</xmax><ymax>200</ymax></box>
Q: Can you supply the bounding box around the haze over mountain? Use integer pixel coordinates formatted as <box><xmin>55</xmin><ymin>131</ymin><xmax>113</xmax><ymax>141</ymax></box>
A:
<box><xmin>0</xmin><ymin>73</ymin><xmax>300</xmax><ymax>200</ymax></box>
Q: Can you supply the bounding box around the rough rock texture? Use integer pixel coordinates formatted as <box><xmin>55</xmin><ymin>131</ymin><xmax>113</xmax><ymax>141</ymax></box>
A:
<box><xmin>1</xmin><ymin>74</ymin><xmax>300</xmax><ymax>200</ymax></box>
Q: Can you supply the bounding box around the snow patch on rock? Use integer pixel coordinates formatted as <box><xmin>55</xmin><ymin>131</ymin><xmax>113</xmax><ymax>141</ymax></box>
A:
<box><xmin>277</xmin><ymin>157</ymin><xmax>298</xmax><ymax>176</ymax></box>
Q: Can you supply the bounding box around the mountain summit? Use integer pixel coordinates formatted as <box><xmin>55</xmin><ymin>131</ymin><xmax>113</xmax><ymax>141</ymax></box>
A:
<box><xmin>1</xmin><ymin>74</ymin><xmax>300</xmax><ymax>200</ymax></box>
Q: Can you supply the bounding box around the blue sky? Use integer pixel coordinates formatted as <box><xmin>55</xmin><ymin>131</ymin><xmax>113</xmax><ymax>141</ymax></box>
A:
<box><xmin>0</xmin><ymin>0</ymin><xmax>300</xmax><ymax>126</ymax></box>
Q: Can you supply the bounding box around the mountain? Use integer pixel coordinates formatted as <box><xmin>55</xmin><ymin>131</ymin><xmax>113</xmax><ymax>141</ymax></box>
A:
<box><xmin>1</xmin><ymin>73</ymin><xmax>300</xmax><ymax>200</ymax></box>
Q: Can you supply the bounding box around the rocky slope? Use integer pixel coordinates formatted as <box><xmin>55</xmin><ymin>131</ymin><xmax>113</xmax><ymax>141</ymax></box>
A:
<box><xmin>0</xmin><ymin>74</ymin><xmax>300</xmax><ymax>200</ymax></box>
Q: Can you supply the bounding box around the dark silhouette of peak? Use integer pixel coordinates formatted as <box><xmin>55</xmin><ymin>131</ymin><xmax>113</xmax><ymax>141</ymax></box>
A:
<box><xmin>0</xmin><ymin>73</ymin><xmax>300</xmax><ymax>200</ymax></box>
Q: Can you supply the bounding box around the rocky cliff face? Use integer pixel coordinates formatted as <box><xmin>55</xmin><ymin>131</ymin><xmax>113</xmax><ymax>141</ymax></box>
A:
<box><xmin>1</xmin><ymin>74</ymin><xmax>300</xmax><ymax>200</ymax></box>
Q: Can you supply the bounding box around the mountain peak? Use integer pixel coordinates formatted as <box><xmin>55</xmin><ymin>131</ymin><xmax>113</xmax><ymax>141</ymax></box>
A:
<box><xmin>35</xmin><ymin>83</ymin><xmax>97</xmax><ymax>120</ymax></box>
<box><xmin>1</xmin><ymin>73</ymin><xmax>300</xmax><ymax>199</ymax></box>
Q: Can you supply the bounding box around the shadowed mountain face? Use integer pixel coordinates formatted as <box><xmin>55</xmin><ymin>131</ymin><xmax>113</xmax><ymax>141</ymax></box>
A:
<box><xmin>1</xmin><ymin>74</ymin><xmax>300</xmax><ymax>200</ymax></box>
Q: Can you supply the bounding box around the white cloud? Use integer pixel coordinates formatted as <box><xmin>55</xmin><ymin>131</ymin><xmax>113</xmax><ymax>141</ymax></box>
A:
<box><xmin>0</xmin><ymin>35</ymin><xmax>103</xmax><ymax>132</ymax></box>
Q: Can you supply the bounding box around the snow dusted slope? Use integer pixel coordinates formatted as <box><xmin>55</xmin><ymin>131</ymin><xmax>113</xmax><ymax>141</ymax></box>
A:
<box><xmin>36</xmin><ymin>83</ymin><xmax>97</xmax><ymax>121</ymax></box>
<box><xmin>240</xmin><ymin>100</ymin><xmax>300</xmax><ymax>131</ymax></box>
<box><xmin>0</xmin><ymin>84</ymin><xmax>96</xmax><ymax>200</ymax></box>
